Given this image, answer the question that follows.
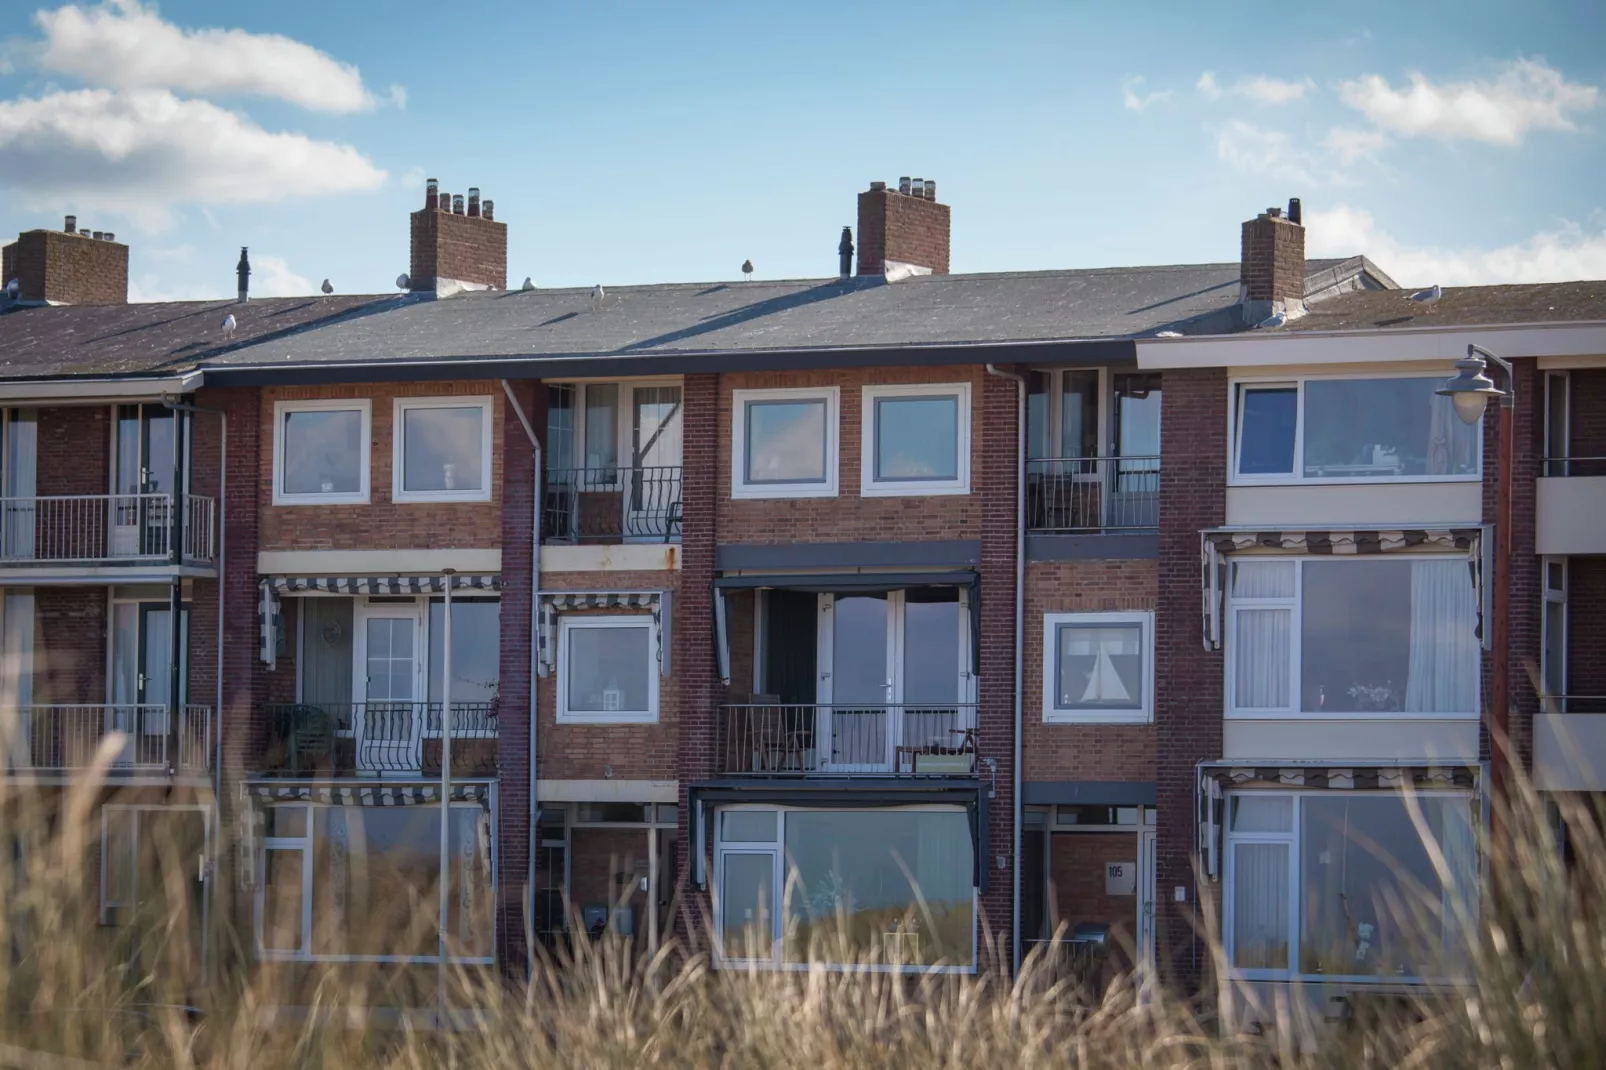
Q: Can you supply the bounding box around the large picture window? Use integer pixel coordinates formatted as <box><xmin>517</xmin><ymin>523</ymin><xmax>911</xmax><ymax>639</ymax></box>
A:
<box><xmin>556</xmin><ymin>615</ymin><xmax>658</xmax><ymax>723</ymax></box>
<box><xmin>273</xmin><ymin>399</ymin><xmax>371</xmax><ymax>505</ymax></box>
<box><xmin>1232</xmin><ymin>376</ymin><xmax>1480</xmax><ymax>483</ymax></box>
<box><xmin>1227</xmin><ymin>557</ymin><xmax>1480</xmax><ymax>719</ymax></box>
<box><xmin>1043</xmin><ymin>610</ymin><xmax>1153</xmax><ymax>724</ymax></box>
<box><xmin>1225</xmin><ymin>791</ymin><xmax>1476</xmax><ymax>982</ymax></box>
<box><xmin>393</xmin><ymin>397</ymin><xmax>493</xmax><ymax>502</ymax></box>
<box><xmin>256</xmin><ymin>802</ymin><xmax>493</xmax><ymax>963</ymax></box>
<box><xmin>731</xmin><ymin>387</ymin><xmax>839</xmax><ymax>499</ymax></box>
<box><xmin>714</xmin><ymin>807</ymin><xmax>975</xmax><ymax>971</ymax></box>
<box><xmin>861</xmin><ymin>383</ymin><xmax>971</xmax><ymax>496</ymax></box>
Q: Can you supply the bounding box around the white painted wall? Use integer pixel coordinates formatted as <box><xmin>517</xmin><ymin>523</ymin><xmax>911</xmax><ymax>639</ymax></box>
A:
<box><xmin>1225</xmin><ymin>482</ymin><xmax>1482</xmax><ymax>529</ymax></box>
<box><xmin>1223</xmin><ymin>719</ymin><xmax>1480</xmax><ymax>762</ymax></box>
<box><xmin>1535</xmin><ymin>477</ymin><xmax>1606</xmax><ymax>556</ymax></box>
<box><xmin>541</xmin><ymin>544</ymin><xmax>680</xmax><ymax>572</ymax></box>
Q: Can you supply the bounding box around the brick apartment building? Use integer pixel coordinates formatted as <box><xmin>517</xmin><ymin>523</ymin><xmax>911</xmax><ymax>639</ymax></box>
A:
<box><xmin>1</xmin><ymin>180</ymin><xmax>1602</xmax><ymax>1015</ymax></box>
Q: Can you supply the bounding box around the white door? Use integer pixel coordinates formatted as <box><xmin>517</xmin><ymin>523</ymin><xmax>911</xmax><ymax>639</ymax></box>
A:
<box><xmin>817</xmin><ymin>593</ymin><xmax>891</xmax><ymax>772</ymax></box>
<box><xmin>1138</xmin><ymin>825</ymin><xmax>1158</xmax><ymax>976</ymax></box>
<box><xmin>354</xmin><ymin>603</ymin><xmax>422</xmax><ymax>774</ymax></box>
<box><xmin>626</xmin><ymin>385</ymin><xmax>682</xmax><ymax>540</ymax></box>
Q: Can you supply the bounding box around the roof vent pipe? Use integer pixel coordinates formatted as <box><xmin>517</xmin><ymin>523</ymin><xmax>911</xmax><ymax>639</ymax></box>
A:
<box><xmin>838</xmin><ymin>226</ymin><xmax>854</xmax><ymax>277</ymax></box>
<box><xmin>237</xmin><ymin>246</ymin><xmax>251</xmax><ymax>304</ymax></box>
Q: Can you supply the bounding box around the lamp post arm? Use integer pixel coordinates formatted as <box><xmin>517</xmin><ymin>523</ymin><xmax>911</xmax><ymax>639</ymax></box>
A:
<box><xmin>1469</xmin><ymin>344</ymin><xmax>1516</xmax><ymax>408</ymax></box>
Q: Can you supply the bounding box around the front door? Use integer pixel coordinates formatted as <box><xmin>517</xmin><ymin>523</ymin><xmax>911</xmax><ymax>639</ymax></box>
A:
<box><xmin>354</xmin><ymin>602</ymin><xmax>422</xmax><ymax>773</ymax></box>
<box><xmin>114</xmin><ymin>405</ymin><xmax>179</xmax><ymax>557</ymax></box>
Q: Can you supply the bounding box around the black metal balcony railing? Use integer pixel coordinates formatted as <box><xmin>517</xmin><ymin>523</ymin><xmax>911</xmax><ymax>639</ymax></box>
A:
<box><xmin>2</xmin><ymin>704</ymin><xmax>213</xmax><ymax>775</ymax></box>
<box><xmin>1542</xmin><ymin>455</ymin><xmax>1606</xmax><ymax>477</ymax></box>
<box><xmin>1026</xmin><ymin>456</ymin><xmax>1159</xmax><ymax>535</ymax></box>
<box><xmin>718</xmin><ymin>703</ymin><xmax>979</xmax><ymax>777</ymax></box>
<box><xmin>260</xmin><ymin>702</ymin><xmax>498</xmax><ymax>776</ymax></box>
<box><xmin>0</xmin><ymin>493</ymin><xmax>216</xmax><ymax>566</ymax></box>
<box><xmin>543</xmin><ymin>466</ymin><xmax>682</xmax><ymax>543</ymax></box>
<box><xmin>1540</xmin><ymin>695</ymin><xmax>1606</xmax><ymax>714</ymax></box>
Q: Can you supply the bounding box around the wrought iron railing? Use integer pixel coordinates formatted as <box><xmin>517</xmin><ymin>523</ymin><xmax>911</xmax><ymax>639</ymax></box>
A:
<box><xmin>1542</xmin><ymin>455</ymin><xmax>1606</xmax><ymax>477</ymax></box>
<box><xmin>717</xmin><ymin>703</ymin><xmax>978</xmax><ymax>776</ymax></box>
<box><xmin>1</xmin><ymin>703</ymin><xmax>212</xmax><ymax>774</ymax></box>
<box><xmin>0</xmin><ymin>493</ymin><xmax>216</xmax><ymax>565</ymax></box>
<box><xmin>1539</xmin><ymin>695</ymin><xmax>1606</xmax><ymax>714</ymax></box>
<box><xmin>259</xmin><ymin>701</ymin><xmax>499</xmax><ymax>776</ymax></box>
<box><xmin>543</xmin><ymin>466</ymin><xmax>682</xmax><ymax>543</ymax></box>
<box><xmin>1026</xmin><ymin>456</ymin><xmax>1159</xmax><ymax>534</ymax></box>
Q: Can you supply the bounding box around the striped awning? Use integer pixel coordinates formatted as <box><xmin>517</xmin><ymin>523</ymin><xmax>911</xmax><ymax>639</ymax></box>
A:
<box><xmin>246</xmin><ymin>781</ymin><xmax>493</xmax><ymax>805</ymax></box>
<box><xmin>1196</xmin><ymin>762</ymin><xmax>1482</xmax><ymax>881</ymax></box>
<box><xmin>257</xmin><ymin>574</ymin><xmax>501</xmax><ymax>666</ymax></box>
<box><xmin>1199</xmin><ymin>527</ymin><xmax>1485</xmax><ymax>651</ymax></box>
<box><xmin>537</xmin><ymin>590</ymin><xmax>671</xmax><ymax>678</ymax></box>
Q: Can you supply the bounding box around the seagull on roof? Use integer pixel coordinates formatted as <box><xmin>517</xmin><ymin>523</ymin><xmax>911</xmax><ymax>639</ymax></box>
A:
<box><xmin>221</xmin><ymin>313</ymin><xmax>237</xmax><ymax>339</ymax></box>
<box><xmin>321</xmin><ymin>279</ymin><xmax>334</xmax><ymax>296</ymax></box>
<box><xmin>590</xmin><ymin>284</ymin><xmax>606</xmax><ymax>311</ymax></box>
<box><xmin>742</xmin><ymin>259</ymin><xmax>754</xmax><ymax>279</ymax></box>
<box><xmin>1255</xmin><ymin>310</ymin><xmax>1287</xmax><ymax>330</ymax></box>
<box><xmin>1408</xmin><ymin>283</ymin><xmax>1441</xmax><ymax>310</ymax></box>
<box><xmin>522</xmin><ymin>277</ymin><xmax>535</xmax><ymax>291</ymax></box>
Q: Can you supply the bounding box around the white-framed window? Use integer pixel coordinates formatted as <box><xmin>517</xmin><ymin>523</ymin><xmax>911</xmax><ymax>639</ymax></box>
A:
<box><xmin>713</xmin><ymin>805</ymin><xmax>976</xmax><ymax>972</ymax></box>
<box><xmin>392</xmin><ymin>396</ymin><xmax>494</xmax><ymax>503</ymax></box>
<box><xmin>1225</xmin><ymin>556</ymin><xmax>1480</xmax><ymax>720</ymax></box>
<box><xmin>556</xmin><ymin>614</ymin><xmax>659</xmax><ymax>723</ymax></box>
<box><xmin>1542</xmin><ymin>557</ymin><xmax>1568</xmax><ymax>706</ymax></box>
<box><xmin>272</xmin><ymin>398</ymin><xmax>371</xmax><ymax>505</ymax></box>
<box><xmin>1230</xmin><ymin>373</ymin><xmax>1481</xmax><ymax>484</ymax></box>
<box><xmin>100</xmin><ymin>804</ymin><xmax>210</xmax><ymax>925</ymax></box>
<box><xmin>861</xmin><ymin>383</ymin><xmax>971</xmax><ymax>496</ymax></box>
<box><xmin>255</xmin><ymin>801</ymin><xmax>494</xmax><ymax>963</ymax></box>
<box><xmin>1043</xmin><ymin>610</ymin><xmax>1153</xmax><ymax>724</ymax></box>
<box><xmin>1050</xmin><ymin>804</ymin><xmax>1157</xmax><ymax>831</ymax></box>
<box><xmin>731</xmin><ymin>387</ymin><xmax>839</xmax><ymax>499</ymax></box>
<box><xmin>1223</xmin><ymin>790</ymin><xmax>1476</xmax><ymax>983</ymax></box>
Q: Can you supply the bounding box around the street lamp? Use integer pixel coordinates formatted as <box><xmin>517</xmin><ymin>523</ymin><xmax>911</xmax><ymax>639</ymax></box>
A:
<box><xmin>1438</xmin><ymin>343</ymin><xmax>1515</xmax><ymax>809</ymax></box>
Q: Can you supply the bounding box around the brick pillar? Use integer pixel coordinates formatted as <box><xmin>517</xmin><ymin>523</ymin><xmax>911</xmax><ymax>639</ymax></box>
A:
<box><xmin>1154</xmin><ymin>368</ymin><xmax>1226</xmax><ymax>993</ymax></box>
<box><xmin>1490</xmin><ymin>360</ymin><xmax>1541</xmax><ymax>775</ymax></box>
<box><xmin>977</xmin><ymin>369</ymin><xmax>1020</xmax><ymax>970</ymax></box>
<box><xmin>674</xmin><ymin>373</ymin><xmax>721</xmax><ymax>946</ymax></box>
<box><xmin>496</xmin><ymin>379</ymin><xmax>541</xmax><ymax>974</ymax></box>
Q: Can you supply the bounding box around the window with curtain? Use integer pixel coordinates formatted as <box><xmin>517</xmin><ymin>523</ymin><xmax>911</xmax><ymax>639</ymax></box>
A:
<box><xmin>1226</xmin><ymin>792</ymin><xmax>1476</xmax><ymax>981</ymax></box>
<box><xmin>1228</xmin><ymin>557</ymin><xmax>1479</xmax><ymax>718</ymax></box>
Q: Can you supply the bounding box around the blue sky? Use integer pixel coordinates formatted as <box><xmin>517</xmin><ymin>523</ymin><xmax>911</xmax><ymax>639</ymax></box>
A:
<box><xmin>1</xmin><ymin>0</ymin><xmax>1603</xmax><ymax>300</ymax></box>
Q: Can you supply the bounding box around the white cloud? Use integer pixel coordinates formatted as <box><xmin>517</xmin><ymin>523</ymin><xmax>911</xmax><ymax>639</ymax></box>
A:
<box><xmin>1214</xmin><ymin>119</ymin><xmax>1322</xmax><ymax>186</ymax></box>
<box><xmin>1122</xmin><ymin>76</ymin><xmax>1171</xmax><ymax>112</ymax></box>
<box><xmin>1198</xmin><ymin>71</ymin><xmax>1314</xmax><ymax>104</ymax></box>
<box><xmin>33</xmin><ymin>0</ymin><xmax>394</xmax><ymax>114</ymax></box>
<box><xmin>0</xmin><ymin>88</ymin><xmax>387</xmax><ymax>229</ymax></box>
<box><xmin>1338</xmin><ymin>58</ymin><xmax>1599</xmax><ymax>145</ymax></box>
<box><xmin>1322</xmin><ymin>125</ymin><xmax>1390</xmax><ymax>165</ymax></box>
<box><xmin>1306</xmin><ymin>204</ymin><xmax>1606</xmax><ymax>285</ymax></box>
<box><xmin>252</xmin><ymin>254</ymin><xmax>313</xmax><ymax>298</ymax></box>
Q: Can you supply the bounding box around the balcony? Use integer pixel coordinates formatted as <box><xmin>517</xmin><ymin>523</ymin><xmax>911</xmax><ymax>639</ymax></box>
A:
<box><xmin>259</xmin><ymin>702</ymin><xmax>499</xmax><ymax>777</ymax></box>
<box><xmin>716</xmin><ymin>703</ymin><xmax>978</xmax><ymax>777</ymax></box>
<box><xmin>1537</xmin><ymin>456</ymin><xmax>1606</xmax><ymax>556</ymax></box>
<box><xmin>3</xmin><ymin>704</ymin><xmax>213</xmax><ymax>777</ymax></box>
<box><xmin>1534</xmin><ymin>696</ymin><xmax>1606</xmax><ymax>791</ymax></box>
<box><xmin>0</xmin><ymin>493</ymin><xmax>217</xmax><ymax>573</ymax></box>
<box><xmin>1026</xmin><ymin>456</ymin><xmax>1159</xmax><ymax>534</ymax></box>
<box><xmin>543</xmin><ymin>466</ymin><xmax>682</xmax><ymax>544</ymax></box>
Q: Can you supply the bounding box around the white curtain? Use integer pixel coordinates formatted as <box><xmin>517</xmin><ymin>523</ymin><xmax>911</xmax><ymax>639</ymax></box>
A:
<box><xmin>2</xmin><ymin>410</ymin><xmax>36</xmax><ymax>560</ymax></box>
<box><xmin>1</xmin><ymin>591</ymin><xmax>33</xmax><ymax>764</ymax></box>
<box><xmin>1235</xmin><ymin>609</ymin><xmax>1291</xmax><ymax>708</ymax></box>
<box><xmin>1404</xmin><ymin>561</ymin><xmax>1479</xmax><ymax>713</ymax></box>
<box><xmin>1437</xmin><ymin>799</ymin><xmax>1476</xmax><ymax>971</ymax></box>
<box><xmin>1233</xmin><ymin>560</ymin><xmax>1295</xmax><ymax>598</ymax></box>
<box><xmin>1232</xmin><ymin>842</ymin><xmax>1289</xmax><ymax>969</ymax></box>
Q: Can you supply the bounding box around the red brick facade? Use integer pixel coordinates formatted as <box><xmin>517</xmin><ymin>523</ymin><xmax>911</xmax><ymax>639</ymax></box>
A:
<box><xmin>3</xmin><ymin>229</ymin><xmax>128</xmax><ymax>306</ymax></box>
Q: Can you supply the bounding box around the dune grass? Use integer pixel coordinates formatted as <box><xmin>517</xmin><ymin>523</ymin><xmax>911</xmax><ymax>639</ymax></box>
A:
<box><xmin>3</xmin><ymin>757</ymin><xmax>1606</xmax><ymax>1068</ymax></box>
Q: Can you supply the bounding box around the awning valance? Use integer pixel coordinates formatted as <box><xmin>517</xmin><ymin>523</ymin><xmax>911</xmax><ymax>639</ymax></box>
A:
<box><xmin>1199</xmin><ymin>527</ymin><xmax>1486</xmax><ymax>651</ymax></box>
<box><xmin>537</xmin><ymin>590</ymin><xmax>671</xmax><ymax>678</ymax></box>
<box><xmin>257</xmin><ymin>574</ymin><xmax>502</xmax><ymax>667</ymax></box>
<box><xmin>246</xmin><ymin>781</ymin><xmax>494</xmax><ymax>805</ymax></box>
<box><xmin>1196</xmin><ymin>762</ymin><xmax>1482</xmax><ymax>881</ymax></box>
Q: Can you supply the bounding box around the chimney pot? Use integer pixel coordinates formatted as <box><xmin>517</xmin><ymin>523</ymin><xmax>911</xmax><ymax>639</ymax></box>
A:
<box><xmin>452</xmin><ymin>194</ymin><xmax>465</xmax><ymax>215</ymax></box>
<box><xmin>924</xmin><ymin>179</ymin><xmax>936</xmax><ymax>202</ymax></box>
<box><xmin>64</xmin><ymin>214</ymin><xmax>76</xmax><ymax>233</ymax></box>
<box><xmin>438</xmin><ymin>192</ymin><xmax>451</xmax><ymax>212</ymax></box>
<box><xmin>1287</xmin><ymin>197</ymin><xmax>1302</xmax><ymax>225</ymax></box>
<box><xmin>911</xmin><ymin>178</ymin><xmax>925</xmax><ymax>199</ymax></box>
<box><xmin>467</xmin><ymin>188</ymin><xmax>481</xmax><ymax>217</ymax></box>
<box><xmin>91</xmin><ymin>231</ymin><xmax>104</xmax><ymax>240</ymax></box>
<box><xmin>1267</xmin><ymin>207</ymin><xmax>1282</xmax><ymax>219</ymax></box>
<box><xmin>898</xmin><ymin>176</ymin><xmax>912</xmax><ymax>196</ymax></box>
<box><xmin>103</xmin><ymin>232</ymin><xmax>114</xmax><ymax>242</ymax></box>
<box><xmin>425</xmin><ymin>177</ymin><xmax>438</xmax><ymax>207</ymax></box>
<box><xmin>869</xmin><ymin>181</ymin><xmax>887</xmax><ymax>192</ymax></box>
<box><xmin>483</xmin><ymin>199</ymin><xmax>494</xmax><ymax>222</ymax></box>
<box><xmin>79</xmin><ymin>229</ymin><xmax>90</xmax><ymax>237</ymax></box>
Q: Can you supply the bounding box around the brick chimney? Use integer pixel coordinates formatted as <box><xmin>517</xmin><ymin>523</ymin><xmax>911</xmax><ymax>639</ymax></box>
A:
<box><xmin>2</xmin><ymin>216</ymin><xmax>128</xmax><ymax>305</ymax></box>
<box><xmin>856</xmin><ymin>176</ymin><xmax>950</xmax><ymax>277</ymax></box>
<box><xmin>1240</xmin><ymin>200</ymin><xmax>1305</xmax><ymax>321</ymax></box>
<box><xmin>409</xmin><ymin>178</ymin><xmax>507</xmax><ymax>294</ymax></box>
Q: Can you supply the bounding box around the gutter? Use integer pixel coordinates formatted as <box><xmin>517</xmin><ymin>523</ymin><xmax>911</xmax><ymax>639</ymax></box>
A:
<box><xmin>499</xmin><ymin>379</ymin><xmax>541</xmax><ymax>984</ymax></box>
<box><xmin>984</xmin><ymin>364</ymin><xmax>1026</xmax><ymax>975</ymax></box>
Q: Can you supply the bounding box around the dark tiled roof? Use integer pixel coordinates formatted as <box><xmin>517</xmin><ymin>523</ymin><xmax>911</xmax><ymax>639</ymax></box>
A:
<box><xmin>0</xmin><ymin>294</ymin><xmax>398</xmax><ymax>379</ymax></box>
<box><xmin>1275</xmin><ymin>280</ymin><xmax>1606</xmax><ymax>332</ymax></box>
<box><xmin>0</xmin><ymin>258</ymin><xmax>1376</xmax><ymax>381</ymax></box>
